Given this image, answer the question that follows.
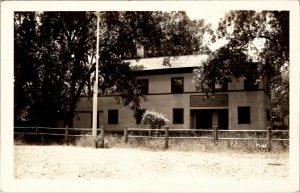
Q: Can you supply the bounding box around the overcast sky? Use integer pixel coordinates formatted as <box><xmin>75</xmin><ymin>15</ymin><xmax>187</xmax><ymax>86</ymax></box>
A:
<box><xmin>184</xmin><ymin>10</ymin><xmax>229</xmax><ymax>51</ymax></box>
<box><xmin>186</xmin><ymin>10</ymin><xmax>228</xmax><ymax>29</ymax></box>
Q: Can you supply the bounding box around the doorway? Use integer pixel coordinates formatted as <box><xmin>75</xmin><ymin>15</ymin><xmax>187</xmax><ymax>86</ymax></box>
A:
<box><xmin>193</xmin><ymin>110</ymin><xmax>212</xmax><ymax>129</ymax></box>
<box><xmin>218</xmin><ymin>109</ymin><xmax>228</xmax><ymax>129</ymax></box>
<box><xmin>191</xmin><ymin>109</ymin><xmax>228</xmax><ymax>129</ymax></box>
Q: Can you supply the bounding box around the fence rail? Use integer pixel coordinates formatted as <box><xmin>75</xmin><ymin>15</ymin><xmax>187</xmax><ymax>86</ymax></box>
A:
<box><xmin>14</xmin><ymin>126</ymin><xmax>289</xmax><ymax>151</ymax></box>
<box><xmin>14</xmin><ymin>126</ymin><xmax>105</xmax><ymax>147</ymax></box>
<box><xmin>124</xmin><ymin>126</ymin><xmax>289</xmax><ymax>151</ymax></box>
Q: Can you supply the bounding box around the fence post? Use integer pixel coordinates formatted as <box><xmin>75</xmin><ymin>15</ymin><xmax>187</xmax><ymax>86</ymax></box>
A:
<box><xmin>124</xmin><ymin>127</ymin><xmax>128</xmax><ymax>143</ymax></box>
<box><xmin>213</xmin><ymin>126</ymin><xmax>218</xmax><ymax>145</ymax></box>
<box><xmin>97</xmin><ymin>126</ymin><xmax>105</xmax><ymax>148</ymax></box>
<box><xmin>65</xmin><ymin>126</ymin><xmax>69</xmax><ymax>145</ymax></box>
<box><xmin>165</xmin><ymin>126</ymin><xmax>169</xmax><ymax>149</ymax></box>
<box><xmin>267</xmin><ymin>126</ymin><xmax>272</xmax><ymax>152</ymax></box>
<box><xmin>35</xmin><ymin>127</ymin><xmax>38</xmax><ymax>137</ymax></box>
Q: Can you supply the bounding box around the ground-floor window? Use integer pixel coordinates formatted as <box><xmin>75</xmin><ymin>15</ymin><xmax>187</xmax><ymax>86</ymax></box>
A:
<box><xmin>135</xmin><ymin>108</ymin><xmax>146</xmax><ymax>124</ymax></box>
<box><xmin>238</xmin><ymin>106</ymin><xmax>251</xmax><ymax>124</ymax></box>
<box><xmin>108</xmin><ymin>109</ymin><xmax>118</xmax><ymax>124</ymax></box>
<box><xmin>173</xmin><ymin>108</ymin><xmax>184</xmax><ymax>124</ymax></box>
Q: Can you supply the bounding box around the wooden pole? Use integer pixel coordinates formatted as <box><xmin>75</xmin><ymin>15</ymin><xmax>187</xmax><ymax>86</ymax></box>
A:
<box><xmin>267</xmin><ymin>126</ymin><xmax>272</xmax><ymax>152</ymax></box>
<box><xmin>124</xmin><ymin>127</ymin><xmax>128</xmax><ymax>143</ymax></box>
<box><xmin>92</xmin><ymin>12</ymin><xmax>100</xmax><ymax>138</ymax></box>
<box><xmin>165</xmin><ymin>126</ymin><xmax>169</xmax><ymax>149</ymax></box>
<box><xmin>213</xmin><ymin>126</ymin><xmax>218</xmax><ymax>145</ymax></box>
<box><xmin>98</xmin><ymin>126</ymin><xmax>105</xmax><ymax>148</ymax></box>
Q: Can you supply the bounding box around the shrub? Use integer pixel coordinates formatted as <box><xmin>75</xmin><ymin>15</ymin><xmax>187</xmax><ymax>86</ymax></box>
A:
<box><xmin>141</xmin><ymin>110</ymin><xmax>169</xmax><ymax>129</ymax></box>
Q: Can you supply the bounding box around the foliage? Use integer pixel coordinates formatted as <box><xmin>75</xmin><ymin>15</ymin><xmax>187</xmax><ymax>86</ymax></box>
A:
<box><xmin>14</xmin><ymin>11</ymin><xmax>209</xmax><ymax>127</ymax></box>
<box><xmin>141</xmin><ymin>110</ymin><xmax>169</xmax><ymax>129</ymax></box>
<box><xmin>193</xmin><ymin>47</ymin><xmax>258</xmax><ymax>94</ymax></box>
<box><xmin>271</xmin><ymin>64</ymin><xmax>289</xmax><ymax>118</ymax></box>
<box><xmin>192</xmin><ymin>10</ymin><xmax>289</xmax><ymax>117</ymax></box>
<box><xmin>216</xmin><ymin>10</ymin><xmax>288</xmax><ymax>72</ymax></box>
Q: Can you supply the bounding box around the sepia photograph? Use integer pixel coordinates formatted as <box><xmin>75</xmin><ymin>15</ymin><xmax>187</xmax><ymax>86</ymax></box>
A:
<box><xmin>1</xmin><ymin>0</ymin><xmax>299</xmax><ymax>192</ymax></box>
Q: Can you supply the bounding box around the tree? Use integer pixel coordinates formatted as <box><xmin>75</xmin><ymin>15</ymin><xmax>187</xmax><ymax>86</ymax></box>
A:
<box><xmin>193</xmin><ymin>10</ymin><xmax>289</xmax><ymax>117</ymax></box>
<box><xmin>271</xmin><ymin>64</ymin><xmax>289</xmax><ymax>119</ymax></box>
<box><xmin>216</xmin><ymin>11</ymin><xmax>288</xmax><ymax>73</ymax></box>
<box><xmin>14</xmin><ymin>11</ymin><xmax>210</xmax><ymax>127</ymax></box>
<box><xmin>14</xmin><ymin>12</ymin><xmax>62</xmax><ymax>126</ymax></box>
<box><xmin>193</xmin><ymin>46</ymin><xmax>258</xmax><ymax>95</ymax></box>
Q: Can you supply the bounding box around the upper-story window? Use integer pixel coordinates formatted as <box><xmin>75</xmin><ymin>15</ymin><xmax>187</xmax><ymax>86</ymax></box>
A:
<box><xmin>137</xmin><ymin>79</ymin><xmax>149</xmax><ymax>95</ymax></box>
<box><xmin>244</xmin><ymin>77</ymin><xmax>259</xmax><ymax>90</ymax></box>
<box><xmin>171</xmin><ymin>77</ymin><xmax>184</xmax><ymax>93</ymax></box>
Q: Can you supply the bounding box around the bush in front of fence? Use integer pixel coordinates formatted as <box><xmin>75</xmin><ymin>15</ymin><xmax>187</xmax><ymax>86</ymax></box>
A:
<box><xmin>141</xmin><ymin>110</ymin><xmax>169</xmax><ymax>129</ymax></box>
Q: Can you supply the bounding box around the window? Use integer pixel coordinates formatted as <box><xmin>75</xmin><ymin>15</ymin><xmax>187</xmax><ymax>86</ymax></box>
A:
<box><xmin>137</xmin><ymin>79</ymin><xmax>149</xmax><ymax>94</ymax></box>
<box><xmin>266</xmin><ymin>109</ymin><xmax>271</xmax><ymax>121</ymax></box>
<box><xmin>171</xmin><ymin>77</ymin><xmax>184</xmax><ymax>93</ymax></box>
<box><xmin>238</xmin><ymin>106</ymin><xmax>250</xmax><ymax>124</ymax></box>
<box><xmin>108</xmin><ymin>110</ymin><xmax>118</xmax><ymax>124</ymax></box>
<box><xmin>244</xmin><ymin>78</ymin><xmax>258</xmax><ymax>90</ymax></box>
<box><xmin>173</xmin><ymin>108</ymin><xmax>184</xmax><ymax>124</ymax></box>
<box><xmin>135</xmin><ymin>108</ymin><xmax>146</xmax><ymax>124</ymax></box>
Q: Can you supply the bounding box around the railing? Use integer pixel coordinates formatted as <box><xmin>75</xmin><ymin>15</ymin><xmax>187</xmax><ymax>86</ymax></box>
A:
<box><xmin>123</xmin><ymin>126</ymin><xmax>289</xmax><ymax>151</ymax></box>
<box><xmin>14</xmin><ymin>126</ymin><xmax>289</xmax><ymax>151</ymax></box>
<box><xmin>14</xmin><ymin>126</ymin><xmax>105</xmax><ymax>147</ymax></box>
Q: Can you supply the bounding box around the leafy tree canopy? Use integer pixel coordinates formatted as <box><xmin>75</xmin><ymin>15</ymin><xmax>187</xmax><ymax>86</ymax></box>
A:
<box><xmin>217</xmin><ymin>10</ymin><xmax>288</xmax><ymax>74</ymax></box>
<box><xmin>193</xmin><ymin>10</ymin><xmax>289</xmax><ymax>117</ymax></box>
<box><xmin>14</xmin><ymin>11</ymin><xmax>210</xmax><ymax>127</ymax></box>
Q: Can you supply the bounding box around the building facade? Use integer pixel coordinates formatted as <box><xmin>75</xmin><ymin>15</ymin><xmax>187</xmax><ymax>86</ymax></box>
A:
<box><xmin>74</xmin><ymin>55</ymin><xmax>271</xmax><ymax>131</ymax></box>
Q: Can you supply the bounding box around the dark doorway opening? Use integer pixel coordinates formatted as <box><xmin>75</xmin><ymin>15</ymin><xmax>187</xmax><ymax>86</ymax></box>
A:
<box><xmin>218</xmin><ymin>109</ymin><xmax>228</xmax><ymax>129</ymax></box>
<box><xmin>195</xmin><ymin>110</ymin><xmax>212</xmax><ymax>129</ymax></box>
<box><xmin>191</xmin><ymin>109</ymin><xmax>228</xmax><ymax>130</ymax></box>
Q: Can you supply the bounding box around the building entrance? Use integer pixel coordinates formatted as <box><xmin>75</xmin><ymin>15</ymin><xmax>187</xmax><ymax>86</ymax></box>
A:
<box><xmin>191</xmin><ymin>109</ymin><xmax>228</xmax><ymax>129</ymax></box>
<box><xmin>195</xmin><ymin>110</ymin><xmax>212</xmax><ymax>129</ymax></box>
<box><xmin>217</xmin><ymin>109</ymin><xmax>228</xmax><ymax>130</ymax></box>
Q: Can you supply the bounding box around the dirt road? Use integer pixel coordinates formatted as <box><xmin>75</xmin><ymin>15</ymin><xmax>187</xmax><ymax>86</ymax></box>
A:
<box><xmin>14</xmin><ymin>145</ymin><xmax>288</xmax><ymax>181</ymax></box>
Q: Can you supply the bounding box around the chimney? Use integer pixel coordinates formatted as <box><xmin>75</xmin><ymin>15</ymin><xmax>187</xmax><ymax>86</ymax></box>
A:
<box><xmin>136</xmin><ymin>44</ymin><xmax>144</xmax><ymax>58</ymax></box>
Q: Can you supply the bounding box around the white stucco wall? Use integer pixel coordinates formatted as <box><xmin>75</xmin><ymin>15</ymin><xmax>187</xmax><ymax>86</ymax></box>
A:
<box><xmin>74</xmin><ymin>72</ymin><xmax>271</xmax><ymax>131</ymax></box>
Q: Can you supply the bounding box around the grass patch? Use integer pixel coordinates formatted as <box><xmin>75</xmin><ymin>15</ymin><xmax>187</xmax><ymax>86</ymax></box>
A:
<box><xmin>73</xmin><ymin>133</ymin><xmax>289</xmax><ymax>153</ymax></box>
<box><xmin>15</xmin><ymin>131</ymin><xmax>289</xmax><ymax>153</ymax></box>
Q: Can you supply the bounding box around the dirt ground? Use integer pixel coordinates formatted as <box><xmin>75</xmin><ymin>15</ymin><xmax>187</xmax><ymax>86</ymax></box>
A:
<box><xmin>14</xmin><ymin>145</ymin><xmax>289</xmax><ymax>181</ymax></box>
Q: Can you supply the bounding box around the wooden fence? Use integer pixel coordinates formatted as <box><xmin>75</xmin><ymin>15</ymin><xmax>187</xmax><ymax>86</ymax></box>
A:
<box><xmin>14</xmin><ymin>126</ymin><xmax>105</xmax><ymax>147</ymax></box>
<box><xmin>123</xmin><ymin>126</ymin><xmax>289</xmax><ymax>151</ymax></box>
<box><xmin>15</xmin><ymin>126</ymin><xmax>289</xmax><ymax>151</ymax></box>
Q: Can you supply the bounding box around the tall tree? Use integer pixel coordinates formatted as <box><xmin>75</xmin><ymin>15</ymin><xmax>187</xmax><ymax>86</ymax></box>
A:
<box><xmin>14</xmin><ymin>11</ymin><xmax>210</xmax><ymax>127</ymax></box>
<box><xmin>216</xmin><ymin>11</ymin><xmax>288</xmax><ymax>74</ymax></box>
<box><xmin>193</xmin><ymin>10</ymin><xmax>289</xmax><ymax>118</ymax></box>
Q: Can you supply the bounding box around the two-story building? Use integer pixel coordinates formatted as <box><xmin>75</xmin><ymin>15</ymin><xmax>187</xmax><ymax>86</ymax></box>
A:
<box><xmin>74</xmin><ymin>54</ymin><xmax>271</xmax><ymax>131</ymax></box>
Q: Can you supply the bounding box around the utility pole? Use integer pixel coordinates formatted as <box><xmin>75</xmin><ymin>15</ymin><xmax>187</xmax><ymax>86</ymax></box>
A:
<box><xmin>92</xmin><ymin>12</ymin><xmax>100</xmax><ymax>139</ymax></box>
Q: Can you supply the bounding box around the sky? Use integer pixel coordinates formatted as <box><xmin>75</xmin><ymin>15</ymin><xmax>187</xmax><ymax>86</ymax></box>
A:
<box><xmin>185</xmin><ymin>10</ymin><xmax>229</xmax><ymax>51</ymax></box>
<box><xmin>186</xmin><ymin>10</ymin><xmax>228</xmax><ymax>29</ymax></box>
